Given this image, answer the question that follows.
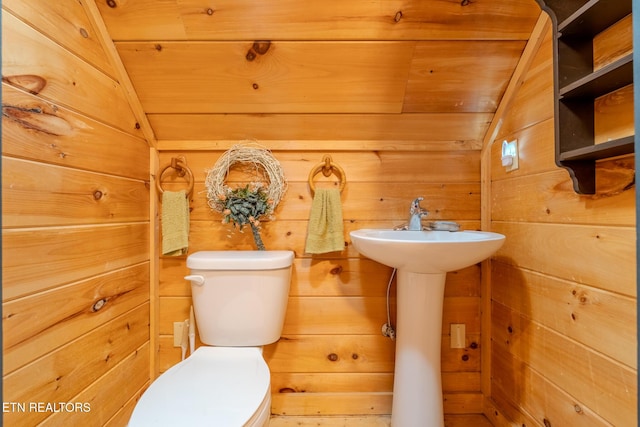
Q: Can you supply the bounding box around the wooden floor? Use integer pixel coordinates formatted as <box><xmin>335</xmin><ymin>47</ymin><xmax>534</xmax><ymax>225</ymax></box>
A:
<box><xmin>270</xmin><ymin>415</ymin><xmax>493</xmax><ymax>426</ymax></box>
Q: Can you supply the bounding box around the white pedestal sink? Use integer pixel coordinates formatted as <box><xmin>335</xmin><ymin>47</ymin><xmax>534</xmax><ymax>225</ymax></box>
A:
<box><xmin>350</xmin><ymin>229</ymin><xmax>505</xmax><ymax>427</ymax></box>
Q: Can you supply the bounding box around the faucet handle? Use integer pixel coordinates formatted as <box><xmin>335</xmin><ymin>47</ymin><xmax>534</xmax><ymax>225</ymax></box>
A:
<box><xmin>410</xmin><ymin>197</ymin><xmax>424</xmax><ymax>214</ymax></box>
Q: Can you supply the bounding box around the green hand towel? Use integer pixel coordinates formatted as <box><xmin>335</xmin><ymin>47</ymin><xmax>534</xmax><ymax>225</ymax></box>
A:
<box><xmin>305</xmin><ymin>188</ymin><xmax>344</xmax><ymax>254</ymax></box>
<box><xmin>162</xmin><ymin>190</ymin><xmax>189</xmax><ymax>256</ymax></box>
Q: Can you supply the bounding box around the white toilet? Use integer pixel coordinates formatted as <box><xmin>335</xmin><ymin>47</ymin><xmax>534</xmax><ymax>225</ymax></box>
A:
<box><xmin>128</xmin><ymin>250</ymin><xmax>294</xmax><ymax>427</ymax></box>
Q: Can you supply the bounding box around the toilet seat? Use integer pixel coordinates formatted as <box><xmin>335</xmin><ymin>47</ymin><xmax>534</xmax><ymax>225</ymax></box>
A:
<box><xmin>128</xmin><ymin>347</ymin><xmax>270</xmax><ymax>427</ymax></box>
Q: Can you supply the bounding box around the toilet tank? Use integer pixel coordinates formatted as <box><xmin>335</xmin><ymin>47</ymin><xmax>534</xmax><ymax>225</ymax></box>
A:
<box><xmin>185</xmin><ymin>250</ymin><xmax>294</xmax><ymax>346</ymax></box>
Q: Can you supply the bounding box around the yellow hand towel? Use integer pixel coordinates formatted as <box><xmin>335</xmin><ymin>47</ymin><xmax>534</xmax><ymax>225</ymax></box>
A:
<box><xmin>162</xmin><ymin>190</ymin><xmax>190</xmax><ymax>256</ymax></box>
<box><xmin>305</xmin><ymin>188</ymin><xmax>344</xmax><ymax>254</ymax></box>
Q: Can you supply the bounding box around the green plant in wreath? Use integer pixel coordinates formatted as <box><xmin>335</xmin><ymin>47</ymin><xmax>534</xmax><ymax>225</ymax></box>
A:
<box><xmin>216</xmin><ymin>184</ymin><xmax>272</xmax><ymax>251</ymax></box>
<box><xmin>205</xmin><ymin>143</ymin><xmax>287</xmax><ymax>250</ymax></box>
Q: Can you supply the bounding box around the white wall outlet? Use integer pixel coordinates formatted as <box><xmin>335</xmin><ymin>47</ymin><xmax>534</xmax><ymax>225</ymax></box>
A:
<box><xmin>173</xmin><ymin>321</ymin><xmax>185</xmax><ymax>347</ymax></box>
<box><xmin>450</xmin><ymin>323</ymin><xmax>466</xmax><ymax>349</ymax></box>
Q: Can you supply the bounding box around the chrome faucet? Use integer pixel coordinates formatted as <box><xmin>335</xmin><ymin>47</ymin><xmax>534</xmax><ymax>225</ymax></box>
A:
<box><xmin>393</xmin><ymin>197</ymin><xmax>461</xmax><ymax>231</ymax></box>
<box><xmin>407</xmin><ymin>197</ymin><xmax>429</xmax><ymax>231</ymax></box>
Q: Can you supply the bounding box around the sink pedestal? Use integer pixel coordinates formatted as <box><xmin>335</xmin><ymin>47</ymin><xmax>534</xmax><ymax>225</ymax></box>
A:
<box><xmin>392</xmin><ymin>270</ymin><xmax>446</xmax><ymax>427</ymax></box>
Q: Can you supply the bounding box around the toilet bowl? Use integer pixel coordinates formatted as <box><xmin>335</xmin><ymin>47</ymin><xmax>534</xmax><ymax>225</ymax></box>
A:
<box><xmin>128</xmin><ymin>347</ymin><xmax>270</xmax><ymax>426</ymax></box>
<box><xmin>128</xmin><ymin>250</ymin><xmax>294</xmax><ymax>427</ymax></box>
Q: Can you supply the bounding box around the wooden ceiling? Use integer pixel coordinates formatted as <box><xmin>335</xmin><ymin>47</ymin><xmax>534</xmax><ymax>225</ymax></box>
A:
<box><xmin>96</xmin><ymin>0</ymin><xmax>542</xmax><ymax>146</ymax></box>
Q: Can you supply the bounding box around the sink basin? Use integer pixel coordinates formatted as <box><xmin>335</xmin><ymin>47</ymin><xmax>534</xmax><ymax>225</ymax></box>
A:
<box><xmin>350</xmin><ymin>229</ymin><xmax>505</xmax><ymax>274</ymax></box>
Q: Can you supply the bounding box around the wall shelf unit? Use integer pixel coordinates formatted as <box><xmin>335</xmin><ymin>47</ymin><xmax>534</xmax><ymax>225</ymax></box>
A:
<box><xmin>539</xmin><ymin>0</ymin><xmax>634</xmax><ymax>194</ymax></box>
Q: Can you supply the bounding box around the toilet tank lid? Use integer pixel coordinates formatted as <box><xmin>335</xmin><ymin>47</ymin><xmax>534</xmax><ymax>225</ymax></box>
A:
<box><xmin>187</xmin><ymin>250</ymin><xmax>294</xmax><ymax>270</ymax></box>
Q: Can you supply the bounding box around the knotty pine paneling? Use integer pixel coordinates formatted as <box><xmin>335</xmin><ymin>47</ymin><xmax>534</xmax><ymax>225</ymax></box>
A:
<box><xmin>2</xmin><ymin>157</ymin><xmax>149</xmax><ymax>227</ymax></box>
<box><xmin>158</xmin><ymin>295</ymin><xmax>480</xmax><ymax>338</ymax></box>
<box><xmin>159</xmin><ymin>150</ymin><xmax>480</xmax><ymax>188</ymax></box>
<box><xmin>491</xmin><ymin>263</ymin><xmax>636</xmax><ymax>369</ymax></box>
<box><xmin>491</xmin><ymin>345</ymin><xmax>612</xmax><ymax>427</ymax></box>
<box><xmin>271</xmin><ymin>371</ymin><xmax>481</xmax><ymax>395</ymax></box>
<box><xmin>99</xmin><ymin>0</ymin><xmax>540</xmax><ymax>159</ymax></box>
<box><xmin>491</xmin><ymin>167</ymin><xmax>636</xmax><ymax>225</ymax></box>
<box><xmin>269</xmin><ymin>414</ymin><xmax>494</xmax><ymax>427</ymax></box>
<box><xmin>2</xmin><ymin>85</ymin><xmax>149</xmax><ymax>181</ymax></box>
<box><xmin>493</xmin><ymin>221</ymin><xmax>635</xmax><ymax>297</ymax></box>
<box><xmin>593</xmin><ymin>14</ymin><xmax>633</xmax><ymax>72</ymax></box>
<box><xmin>2</xmin><ymin>3</ymin><xmax>151</xmax><ymax>426</ymax></box>
<box><xmin>272</xmin><ymin>392</ymin><xmax>392</xmax><ymax>416</ymax></box>
<box><xmin>404</xmin><ymin>41</ymin><xmax>526</xmax><ymax>113</ymax></box>
<box><xmin>159</xmin><ymin>258</ymin><xmax>480</xmax><ymax>298</ymax></box>
<box><xmin>118</xmin><ymin>39</ymin><xmax>529</xmax><ymax>116</ymax></box>
<box><xmin>2</xmin><ymin>0</ymin><xmax>117</xmax><ymax>79</ymax></box>
<box><xmin>117</xmin><ymin>41</ymin><xmax>415</xmax><ymax>114</ymax></box>
<box><xmin>160</xmin><ymin>182</ymin><xmax>480</xmax><ymax>223</ymax></box>
<box><xmin>97</xmin><ymin>0</ymin><xmax>539</xmax><ymax>41</ymax></box>
<box><xmin>496</xmin><ymin>29</ymin><xmax>555</xmax><ymax>140</ymax></box>
<box><xmin>492</xmin><ymin>302</ymin><xmax>636</xmax><ymax>426</ymax></box>
<box><xmin>3</xmin><ymin>304</ymin><xmax>149</xmax><ymax>426</ymax></box>
<box><xmin>41</xmin><ymin>342</ymin><xmax>150</xmax><ymax>427</ymax></box>
<box><xmin>157</xmin><ymin>147</ymin><xmax>482</xmax><ymax>417</ymax></box>
<box><xmin>150</xmin><ymin>113</ymin><xmax>490</xmax><ymax>150</ymax></box>
<box><xmin>595</xmin><ymin>84</ymin><xmax>635</xmax><ymax>145</ymax></box>
<box><xmin>2</xmin><ymin>12</ymin><xmax>141</xmax><ymax>137</ymax></box>
<box><xmin>3</xmin><ymin>263</ymin><xmax>149</xmax><ymax>374</ymax></box>
<box><xmin>2</xmin><ymin>223</ymin><xmax>149</xmax><ymax>301</ymax></box>
<box><xmin>488</xmin><ymin>19</ymin><xmax>637</xmax><ymax>427</ymax></box>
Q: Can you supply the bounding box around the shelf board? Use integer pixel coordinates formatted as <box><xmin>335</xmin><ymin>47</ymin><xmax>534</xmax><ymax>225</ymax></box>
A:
<box><xmin>558</xmin><ymin>0</ymin><xmax>631</xmax><ymax>37</ymax></box>
<box><xmin>558</xmin><ymin>136</ymin><xmax>635</xmax><ymax>162</ymax></box>
<box><xmin>559</xmin><ymin>54</ymin><xmax>633</xmax><ymax>99</ymax></box>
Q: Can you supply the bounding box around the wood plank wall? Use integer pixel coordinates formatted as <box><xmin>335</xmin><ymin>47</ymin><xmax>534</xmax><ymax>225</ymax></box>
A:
<box><xmin>156</xmin><ymin>146</ymin><xmax>484</xmax><ymax>417</ymax></box>
<box><xmin>9</xmin><ymin>1</ymin><xmax>636</xmax><ymax>426</ymax></box>
<box><xmin>2</xmin><ymin>2</ymin><xmax>151</xmax><ymax>425</ymax></box>
<box><xmin>485</xmin><ymin>15</ymin><xmax>637</xmax><ymax>427</ymax></box>
<box><xmin>139</xmin><ymin>1</ymin><xmax>535</xmax><ymax>420</ymax></box>
<box><xmin>102</xmin><ymin>0</ymin><xmax>535</xmax><ymax>419</ymax></box>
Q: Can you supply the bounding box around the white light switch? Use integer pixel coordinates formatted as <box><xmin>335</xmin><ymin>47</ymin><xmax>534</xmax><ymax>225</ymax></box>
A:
<box><xmin>450</xmin><ymin>324</ymin><xmax>466</xmax><ymax>349</ymax></box>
